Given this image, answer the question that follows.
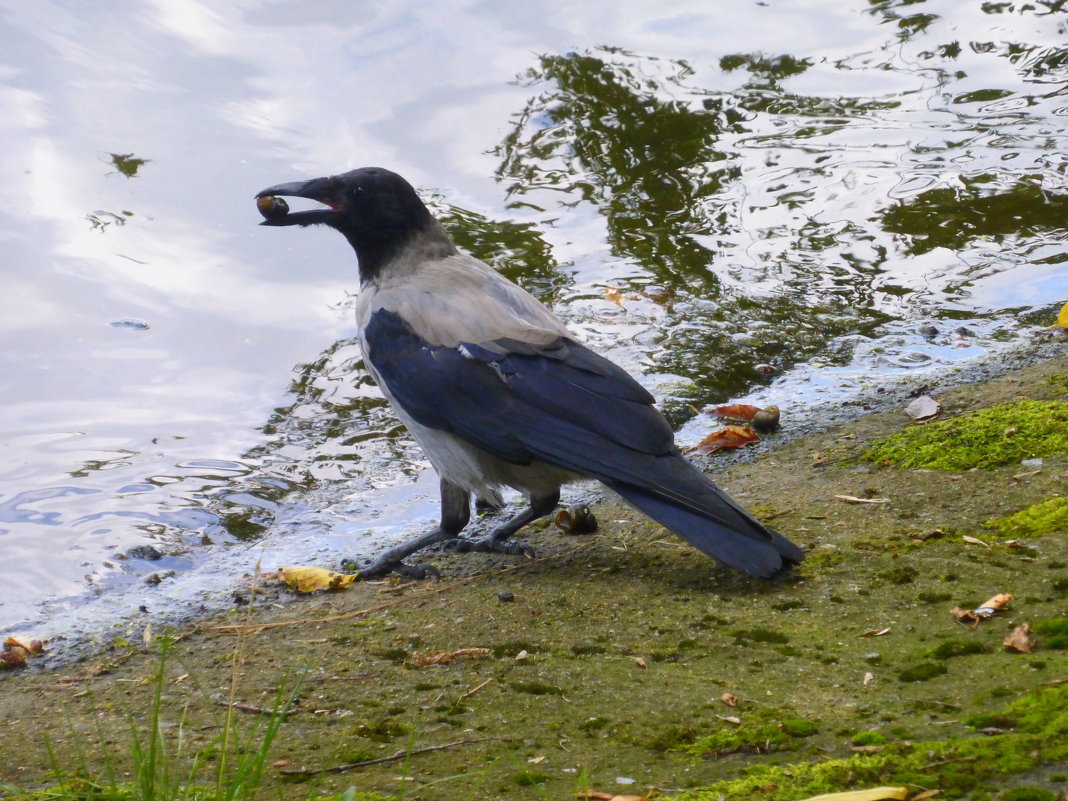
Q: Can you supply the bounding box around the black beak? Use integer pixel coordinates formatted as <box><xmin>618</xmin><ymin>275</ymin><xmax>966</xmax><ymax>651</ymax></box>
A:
<box><xmin>255</xmin><ymin>176</ymin><xmax>341</xmax><ymax>227</ymax></box>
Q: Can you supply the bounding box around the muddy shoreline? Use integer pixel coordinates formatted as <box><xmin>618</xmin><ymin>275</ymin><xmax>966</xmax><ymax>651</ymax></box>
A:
<box><xmin>2</xmin><ymin>344</ymin><xmax>1066</xmax><ymax>800</ymax></box>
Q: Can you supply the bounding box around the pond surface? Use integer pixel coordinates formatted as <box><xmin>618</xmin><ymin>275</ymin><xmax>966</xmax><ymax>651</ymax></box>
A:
<box><xmin>1</xmin><ymin>0</ymin><xmax>1065</xmax><ymax>640</ymax></box>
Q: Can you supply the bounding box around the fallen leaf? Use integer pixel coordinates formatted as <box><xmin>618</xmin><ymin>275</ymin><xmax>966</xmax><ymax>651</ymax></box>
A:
<box><xmin>905</xmin><ymin>395</ymin><xmax>941</xmax><ymax>420</ymax></box>
<box><xmin>716</xmin><ymin>714</ymin><xmax>742</xmax><ymax>724</ymax></box>
<box><xmin>863</xmin><ymin>672</ymin><xmax>875</xmax><ymax>686</ymax></box>
<box><xmin>1046</xmin><ymin>299</ymin><xmax>1068</xmax><ymax>329</ymax></box>
<box><xmin>793</xmin><ymin>787</ymin><xmax>908</xmax><ymax>801</ymax></box>
<box><xmin>690</xmin><ymin>425</ymin><xmax>760</xmax><ymax>455</ymax></box>
<box><xmin>1003</xmin><ymin>623</ymin><xmax>1035</xmax><ymax>654</ymax></box>
<box><xmin>631</xmin><ymin>656</ymin><xmax>648</xmax><ymax>669</ymax></box>
<box><xmin>1</xmin><ymin>636</ymin><xmax>46</xmax><ymax>669</ymax></box>
<box><xmin>272</xmin><ymin>759</ymin><xmax>291</xmax><ymax>768</ymax></box>
<box><xmin>835</xmin><ymin>495</ymin><xmax>890</xmax><ymax>505</ymax></box>
<box><xmin>709</xmin><ymin>403</ymin><xmax>762</xmax><ymax>421</ymax></box>
<box><xmin>277</xmin><ymin>566</ymin><xmax>357</xmax><ymax>593</ymax></box>
<box><xmin>4</xmin><ymin>636</ymin><xmax>45</xmax><ymax>655</ymax></box>
<box><xmin>603</xmin><ymin>285</ymin><xmax>624</xmax><ymax>306</ymax></box>
<box><xmin>857</xmin><ymin>628</ymin><xmax>891</xmax><ymax>638</ymax></box>
<box><xmin>962</xmin><ymin>535</ymin><xmax>990</xmax><ymax>547</ymax></box>
<box><xmin>911</xmin><ymin>791</ymin><xmax>942</xmax><ymax>801</ymax></box>
<box><xmin>977</xmin><ymin>593</ymin><xmax>1012</xmax><ymax>612</ymax></box>
<box><xmin>527</xmin><ymin>755</ymin><xmax>546</xmax><ymax>764</ymax></box>
<box><xmin>951</xmin><ymin>594</ymin><xmax>1012</xmax><ymax>628</ymax></box>
<box><xmin>720</xmin><ymin>692</ymin><xmax>739</xmax><ymax>707</ymax></box>
<box><xmin>0</xmin><ymin>645</ymin><xmax>28</xmax><ymax>668</ymax></box>
<box><xmin>412</xmin><ymin>647</ymin><xmax>491</xmax><ymax>666</ymax></box>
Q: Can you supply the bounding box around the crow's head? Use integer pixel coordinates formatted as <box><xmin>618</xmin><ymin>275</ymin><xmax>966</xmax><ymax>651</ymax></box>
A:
<box><xmin>256</xmin><ymin>167</ymin><xmax>443</xmax><ymax>277</ymax></box>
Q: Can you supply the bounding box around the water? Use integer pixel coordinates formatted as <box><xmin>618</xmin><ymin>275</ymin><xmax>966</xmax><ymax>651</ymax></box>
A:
<box><xmin>1</xmin><ymin>0</ymin><xmax>1065</xmax><ymax>644</ymax></box>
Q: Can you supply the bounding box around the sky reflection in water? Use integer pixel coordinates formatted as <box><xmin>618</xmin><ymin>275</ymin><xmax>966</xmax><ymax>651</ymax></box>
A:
<box><xmin>0</xmin><ymin>0</ymin><xmax>1065</xmax><ymax>634</ymax></box>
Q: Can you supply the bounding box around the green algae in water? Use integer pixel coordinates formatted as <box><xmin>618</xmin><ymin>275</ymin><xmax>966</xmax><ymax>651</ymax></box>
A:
<box><xmin>863</xmin><ymin>401</ymin><xmax>1068</xmax><ymax>470</ymax></box>
<box><xmin>985</xmin><ymin>496</ymin><xmax>1068</xmax><ymax>539</ymax></box>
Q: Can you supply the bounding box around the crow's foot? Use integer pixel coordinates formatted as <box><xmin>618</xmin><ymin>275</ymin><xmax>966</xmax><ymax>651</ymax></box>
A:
<box><xmin>342</xmin><ymin>557</ymin><xmax>441</xmax><ymax>580</ymax></box>
<box><xmin>447</xmin><ymin>536</ymin><xmax>535</xmax><ymax>558</ymax></box>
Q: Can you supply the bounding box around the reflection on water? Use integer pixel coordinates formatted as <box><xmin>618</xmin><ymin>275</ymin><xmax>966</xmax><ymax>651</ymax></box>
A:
<box><xmin>0</xmin><ymin>0</ymin><xmax>1066</xmax><ymax>636</ymax></box>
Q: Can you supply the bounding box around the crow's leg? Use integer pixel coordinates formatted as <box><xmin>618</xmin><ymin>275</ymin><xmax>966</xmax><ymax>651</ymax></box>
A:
<box><xmin>348</xmin><ymin>479</ymin><xmax>470</xmax><ymax>579</ymax></box>
<box><xmin>451</xmin><ymin>489</ymin><xmax>560</xmax><ymax>557</ymax></box>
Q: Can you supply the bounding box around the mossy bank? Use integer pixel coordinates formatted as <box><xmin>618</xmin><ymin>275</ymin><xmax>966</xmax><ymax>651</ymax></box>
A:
<box><xmin>2</xmin><ymin>354</ymin><xmax>1066</xmax><ymax>801</ymax></box>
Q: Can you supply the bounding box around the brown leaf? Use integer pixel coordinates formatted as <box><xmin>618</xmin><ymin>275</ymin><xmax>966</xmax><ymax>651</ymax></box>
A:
<box><xmin>412</xmin><ymin>647</ymin><xmax>491</xmax><ymax>666</ymax></box>
<box><xmin>631</xmin><ymin>656</ymin><xmax>648</xmax><ymax>669</ymax></box>
<box><xmin>277</xmin><ymin>566</ymin><xmax>357</xmax><ymax>593</ymax></box>
<box><xmin>1003</xmin><ymin>623</ymin><xmax>1035</xmax><ymax>654</ymax></box>
<box><xmin>720</xmin><ymin>692</ymin><xmax>739</xmax><ymax>707</ymax></box>
<box><xmin>978</xmin><ymin>593</ymin><xmax>1012</xmax><ymax>612</ymax></box>
<box><xmin>603</xmin><ymin>285</ymin><xmax>624</xmax><ymax>306</ymax></box>
<box><xmin>709</xmin><ymin>403</ymin><xmax>762</xmax><ymax>421</ymax></box>
<box><xmin>0</xmin><ymin>645</ymin><xmax>29</xmax><ymax>668</ymax></box>
<box><xmin>690</xmin><ymin>425</ymin><xmax>759</xmax><ymax>455</ymax></box>
<box><xmin>4</xmin><ymin>636</ymin><xmax>45</xmax><ymax>655</ymax></box>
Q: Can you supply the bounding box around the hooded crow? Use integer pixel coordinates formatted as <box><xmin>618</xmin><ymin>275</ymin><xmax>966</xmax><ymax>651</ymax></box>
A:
<box><xmin>256</xmin><ymin>167</ymin><xmax>804</xmax><ymax>579</ymax></box>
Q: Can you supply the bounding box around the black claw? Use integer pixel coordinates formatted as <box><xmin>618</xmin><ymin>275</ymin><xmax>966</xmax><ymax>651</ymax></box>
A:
<box><xmin>395</xmin><ymin>562</ymin><xmax>441</xmax><ymax>580</ymax></box>
<box><xmin>448</xmin><ymin>537</ymin><xmax>535</xmax><ymax>557</ymax></box>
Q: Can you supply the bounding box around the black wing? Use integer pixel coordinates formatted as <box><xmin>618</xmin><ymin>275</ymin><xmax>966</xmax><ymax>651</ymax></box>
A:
<box><xmin>364</xmin><ymin>308</ymin><xmax>802</xmax><ymax>576</ymax></box>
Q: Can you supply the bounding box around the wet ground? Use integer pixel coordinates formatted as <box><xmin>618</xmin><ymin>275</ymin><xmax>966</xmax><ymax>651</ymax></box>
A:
<box><xmin>2</xmin><ymin>0</ymin><xmax>1067</xmax><ymax>641</ymax></box>
<box><xmin>2</xmin><ymin>350</ymin><xmax>1065</xmax><ymax>800</ymax></box>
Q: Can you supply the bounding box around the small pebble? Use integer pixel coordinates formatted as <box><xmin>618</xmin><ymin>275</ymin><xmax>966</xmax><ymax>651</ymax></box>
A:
<box><xmin>126</xmin><ymin>544</ymin><xmax>163</xmax><ymax>561</ymax></box>
<box><xmin>497</xmin><ymin>590</ymin><xmax>515</xmax><ymax>603</ymax></box>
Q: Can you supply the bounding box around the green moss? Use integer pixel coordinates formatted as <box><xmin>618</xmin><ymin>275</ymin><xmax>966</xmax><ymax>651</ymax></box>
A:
<box><xmin>898</xmin><ymin>661</ymin><xmax>948</xmax><ymax>682</ymax></box>
<box><xmin>731</xmin><ymin>628</ymin><xmax>790</xmax><ymax>644</ymax></box>
<box><xmin>675</xmin><ymin>685</ymin><xmax>1068</xmax><ymax>801</ymax></box>
<box><xmin>354</xmin><ymin>719</ymin><xmax>411</xmax><ymax>741</ymax></box>
<box><xmin>1033</xmin><ymin>618</ymin><xmax>1068</xmax><ymax>637</ymax></box>
<box><xmin>923</xmin><ymin>638</ymin><xmax>992</xmax><ymax>660</ymax></box>
<box><xmin>850</xmin><ymin>731</ymin><xmax>888</xmax><ymax>745</ymax></box>
<box><xmin>917</xmin><ymin>591</ymin><xmax>954</xmax><ymax>604</ymax></box>
<box><xmin>1000</xmin><ymin>787</ymin><xmax>1056</xmax><ymax>801</ymax></box>
<box><xmin>879</xmin><ymin>565</ymin><xmax>918</xmax><ymax>585</ymax></box>
<box><xmin>863</xmin><ymin>401</ymin><xmax>1068</xmax><ymax>470</ymax></box>
<box><xmin>509</xmin><ymin>680</ymin><xmax>564</xmax><ymax>695</ymax></box>
<box><xmin>682</xmin><ymin>711</ymin><xmax>817</xmax><ymax>758</ymax></box>
<box><xmin>513</xmin><ymin>770</ymin><xmax>551</xmax><ymax>786</ymax></box>
<box><xmin>985</xmin><ymin>496</ymin><xmax>1068</xmax><ymax>539</ymax></box>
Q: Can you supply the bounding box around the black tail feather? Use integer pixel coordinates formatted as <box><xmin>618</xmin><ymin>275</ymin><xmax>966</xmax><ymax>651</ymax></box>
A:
<box><xmin>603</xmin><ymin>458</ymin><xmax>804</xmax><ymax>578</ymax></box>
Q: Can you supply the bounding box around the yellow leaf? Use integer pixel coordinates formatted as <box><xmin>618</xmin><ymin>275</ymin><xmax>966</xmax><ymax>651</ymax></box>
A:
<box><xmin>1047</xmin><ymin>300</ymin><xmax>1068</xmax><ymax>329</ymax></box>
<box><xmin>603</xmin><ymin>285</ymin><xmax>624</xmax><ymax>306</ymax></box>
<box><xmin>795</xmin><ymin>787</ymin><xmax>909</xmax><ymax>801</ymax></box>
<box><xmin>278</xmin><ymin>566</ymin><xmax>357</xmax><ymax>593</ymax></box>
